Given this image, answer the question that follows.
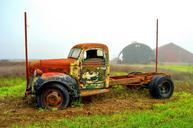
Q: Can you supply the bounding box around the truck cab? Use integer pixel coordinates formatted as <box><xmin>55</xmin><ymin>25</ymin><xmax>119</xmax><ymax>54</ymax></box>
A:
<box><xmin>27</xmin><ymin>43</ymin><xmax>111</xmax><ymax>109</ymax></box>
<box><xmin>69</xmin><ymin>43</ymin><xmax>110</xmax><ymax>89</ymax></box>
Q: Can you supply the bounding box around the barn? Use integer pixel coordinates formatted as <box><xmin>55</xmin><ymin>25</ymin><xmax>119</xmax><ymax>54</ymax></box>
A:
<box><xmin>157</xmin><ymin>43</ymin><xmax>193</xmax><ymax>64</ymax></box>
<box><xmin>118</xmin><ymin>42</ymin><xmax>155</xmax><ymax>64</ymax></box>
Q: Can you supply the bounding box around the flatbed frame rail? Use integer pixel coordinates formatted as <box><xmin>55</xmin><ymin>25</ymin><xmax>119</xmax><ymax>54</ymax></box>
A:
<box><xmin>110</xmin><ymin>72</ymin><xmax>169</xmax><ymax>86</ymax></box>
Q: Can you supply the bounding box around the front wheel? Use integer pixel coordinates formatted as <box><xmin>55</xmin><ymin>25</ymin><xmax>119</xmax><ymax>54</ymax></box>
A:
<box><xmin>37</xmin><ymin>84</ymin><xmax>70</xmax><ymax>109</ymax></box>
<box><xmin>149</xmin><ymin>76</ymin><xmax>174</xmax><ymax>99</ymax></box>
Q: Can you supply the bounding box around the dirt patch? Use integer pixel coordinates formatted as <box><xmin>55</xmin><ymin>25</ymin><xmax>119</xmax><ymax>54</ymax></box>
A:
<box><xmin>0</xmin><ymin>89</ymin><xmax>176</xmax><ymax>127</ymax></box>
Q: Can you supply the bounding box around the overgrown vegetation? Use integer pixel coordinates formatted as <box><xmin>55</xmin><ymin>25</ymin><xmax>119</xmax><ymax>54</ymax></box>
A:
<box><xmin>14</xmin><ymin>92</ymin><xmax>193</xmax><ymax>128</ymax></box>
<box><xmin>0</xmin><ymin>63</ymin><xmax>193</xmax><ymax>127</ymax></box>
<box><xmin>149</xmin><ymin>64</ymin><xmax>193</xmax><ymax>73</ymax></box>
<box><xmin>111</xmin><ymin>64</ymin><xmax>193</xmax><ymax>74</ymax></box>
<box><xmin>0</xmin><ymin>77</ymin><xmax>25</xmax><ymax>98</ymax></box>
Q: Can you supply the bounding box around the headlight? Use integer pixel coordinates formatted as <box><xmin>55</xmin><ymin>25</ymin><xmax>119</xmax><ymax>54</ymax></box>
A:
<box><xmin>34</xmin><ymin>69</ymin><xmax>43</xmax><ymax>77</ymax></box>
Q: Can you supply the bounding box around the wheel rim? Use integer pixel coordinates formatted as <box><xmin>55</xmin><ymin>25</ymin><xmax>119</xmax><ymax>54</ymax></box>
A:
<box><xmin>42</xmin><ymin>88</ymin><xmax>64</xmax><ymax>108</ymax></box>
<box><xmin>159</xmin><ymin>81</ymin><xmax>171</xmax><ymax>94</ymax></box>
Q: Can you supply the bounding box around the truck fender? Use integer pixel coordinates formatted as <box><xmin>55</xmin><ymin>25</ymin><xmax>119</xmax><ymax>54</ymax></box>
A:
<box><xmin>35</xmin><ymin>74</ymin><xmax>80</xmax><ymax>98</ymax></box>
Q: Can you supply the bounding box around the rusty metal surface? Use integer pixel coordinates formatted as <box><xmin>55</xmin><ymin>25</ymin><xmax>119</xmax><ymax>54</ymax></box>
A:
<box><xmin>29</xmin><ymin>43</ymin><xmax>111</xmax><ymax>97</ymax></box>
<box><xmin>81</xmin><ymin>58</ymin><xmax>107</xmax><ymax>89</ymax></box>
<box><xmin>82</xmin><ymin>58</ymin><xmax>105</xmax><ymax>65</ymax></box>
<box><xmin>41</xmin><ymin>72</ymin><xmax>65</xmax><ymax>79</ymax></box>
<box><xmin>110</xmin><ymin>72</ymin><xmax>169</xmax><ymax>86</ymax></box>
<box><xmin>155</xmin><ymin>19</ymin><xmax>159</xmax><ymax>72</ymax></box>
<box><xmin>28</xmin><ymin>42</ymin><xmax>171</xmax><ymax>99</ymax></box>
<box><xmin>35</xmin><ymin>74</ymin><xmax>80</xmax><ymax>98</ymax></box>
<box><xmin>42</xmin><ymin>88</ymin><xmax>64</xmax><ymax>109</ymax></box>
<box><xmin>80</xmin><ymin>89</ymin><xmax>110</xmax><ymax>97</ymax></box>
<box><xmin>72</xmin><ymin>43</ymin><xmax>109</xmax><ymax>53</ymax></box>
<box><xmin>29</xmin><ymin>58</ymin><xmax>75</xmax><ymax>76</ymax></box>
<box><xmin>24</xmin><ymin>12</ymin><xmax>30</xmax><ymax>96</ymax></box>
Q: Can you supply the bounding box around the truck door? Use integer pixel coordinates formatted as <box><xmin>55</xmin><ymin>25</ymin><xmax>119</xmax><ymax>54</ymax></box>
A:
<box><xmin>81</xmin><ymin>48</ymin><xmax>107</xmax><ymax>89</ymax></box>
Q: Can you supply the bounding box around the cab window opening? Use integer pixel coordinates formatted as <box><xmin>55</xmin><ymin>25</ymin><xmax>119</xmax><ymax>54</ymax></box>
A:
<box><xmin>84</xmin><ymin>49</ymin><xmax>105</xmax><ymax>60</ymax></box>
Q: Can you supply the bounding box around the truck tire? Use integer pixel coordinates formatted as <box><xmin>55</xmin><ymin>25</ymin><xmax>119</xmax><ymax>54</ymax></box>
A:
<box><xmin>37</xmin><ymin>83</ymin><xmax>70</xmax><ymax>109</ymax></box>
<box><xmin>149</xmin><ymin>76</ymin><xmax>160</xmax><ymax>97</ymax></box>
<box><xmin>149</xmin><ymin>76</ymin><xmax>174</xmax><ymax>99</ymax></box>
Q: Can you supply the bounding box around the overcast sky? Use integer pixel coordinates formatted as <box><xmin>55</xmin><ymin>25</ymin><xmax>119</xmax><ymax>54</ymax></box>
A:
<box><xmin>0</xmin><ymin>0</ymin><xmax>193</xmax><ymax>60</ymax></box>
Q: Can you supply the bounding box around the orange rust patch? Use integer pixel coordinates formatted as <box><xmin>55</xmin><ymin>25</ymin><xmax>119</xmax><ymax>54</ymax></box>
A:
<box><xmin>110</xmin><ymin>72</ymin><xmax>169</xmax><ymax>86</ymax></box>
<box><xmin>29</xmin><ymin>58</ymin><xmax>75</xmax><ymax>76</ymax></box>
<box><xmin>41</xmin><ymin>72</ymin><xmax>65</xmax><ymax>79</ymax></box>
<box><xmin>80</xmin><ymin>89</ymin><xmax>110</xmax><ymax>97</ymax></box>
<box><xmin>72</xmin><ymin>43</ymin><xmax>109</xmax><ymax>53</ymax></box>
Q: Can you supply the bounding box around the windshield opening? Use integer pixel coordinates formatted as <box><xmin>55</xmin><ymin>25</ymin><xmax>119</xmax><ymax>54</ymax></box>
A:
<box><xmin>68</xmin><ymin>48</ymin><xmax>81</xmax><ymax>59</ymax></box>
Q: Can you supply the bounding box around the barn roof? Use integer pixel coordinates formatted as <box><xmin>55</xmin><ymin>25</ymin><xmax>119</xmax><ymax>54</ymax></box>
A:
<box><xmin>156</xmin><ymin>43</ymin><xmax>193</xmax><ymax>63</ymax></box>
<box><xmin>118</xmin><ymin>42</ymin><xmax>154</xmax><ymax>64</ymax></box>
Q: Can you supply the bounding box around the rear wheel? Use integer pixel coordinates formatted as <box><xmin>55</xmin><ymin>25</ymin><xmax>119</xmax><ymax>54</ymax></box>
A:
<box><xmin>149</xmin><ymin>76</ymin><xmax>174</xmax><ymax>99</ymax></box>
<box><xmin>38</xmin><ymin>84</ymin><xmax>70</xmax><ymax>109</ymax></box>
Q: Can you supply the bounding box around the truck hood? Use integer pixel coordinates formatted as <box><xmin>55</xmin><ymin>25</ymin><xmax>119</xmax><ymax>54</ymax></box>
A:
<box><xmin>29</xmin><ymin>58</ymin><xmax>75</xmax><ymax>75</ymax></box>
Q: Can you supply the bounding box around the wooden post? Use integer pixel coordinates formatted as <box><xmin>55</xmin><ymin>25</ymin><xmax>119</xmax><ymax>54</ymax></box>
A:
<box><xmin>24</xmin><ymin>12</ymin><xmax>29</xmax><ymax>96</ymax></box>
<box><xmin>155</xmin><ymin>19</ymin><xmax>159</xmax><ymax>72</ymax></box>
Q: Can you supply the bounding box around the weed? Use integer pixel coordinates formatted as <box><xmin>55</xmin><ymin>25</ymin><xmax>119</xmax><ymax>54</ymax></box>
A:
<box><xmin>71</xmin><ymin>98</ymin><xmax>84</xmax><ymax>108</ymax></box>
<box><xmin>0</xmin><ymin>64</ymin><xmax>193</xmax><ymax>127</ymax></box>
<box><xmin>0</xmin><ymin>77</ymin><xmax>25</xmax><ymax>98</ymax></box>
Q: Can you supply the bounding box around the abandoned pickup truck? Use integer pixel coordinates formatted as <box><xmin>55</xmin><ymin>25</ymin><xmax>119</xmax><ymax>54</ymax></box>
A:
<box><xmin>26</xmin><ymin>43</ymin><xmax>174</xmax><ymax>109</ymax></box>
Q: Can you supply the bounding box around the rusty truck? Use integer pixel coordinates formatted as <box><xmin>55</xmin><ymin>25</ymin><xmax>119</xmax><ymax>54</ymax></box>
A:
<box><xmin>25</xmin><ymin>43</ymin><xmax>174</xmax><ymax>109</ymax></box>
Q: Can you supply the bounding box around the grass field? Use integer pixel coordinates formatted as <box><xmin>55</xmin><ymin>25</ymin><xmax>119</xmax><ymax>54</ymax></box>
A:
<box><xmin>0</xmin><ymin>77</ymin><xmax>25</xmax><ymax>98</ymax></box>
<box><xmin>17</xmin><ymin>92</ymin><xmax>193</xmax><ymax>128</ymax></box>
<box><xmin>0</xmin><ymin>62</ymin><xmax>193</xmax><ymax>128</ymax></box>
<box><xmin>149</xmin><ymin>64</ymin><xmax>193</xmax><ymax>73</ymax></box>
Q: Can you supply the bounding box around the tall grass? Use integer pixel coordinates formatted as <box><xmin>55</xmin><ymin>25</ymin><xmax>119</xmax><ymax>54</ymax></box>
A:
<box><xmin>111</xmin><ymin>64</ymin><xmax>193</xmax><ymax>74</ymax></box>
<box><xmin>158</xmin><ymin>64</ymin><xmax>193</xmax><ymax>73</ymax></box>
<box><xmin>0</xmin><ymin>77</ymin><xmax>25</xmax><ymax>87</ymax></box>
<box><xmin>0</xmin><ymin>77</ymin><xmax>25</xmax><ymax>98</ymax></box>
<box><xmin>0</xmin><ymin>63</ymin><xmax>192</xmax><ymax>128</ymax></box>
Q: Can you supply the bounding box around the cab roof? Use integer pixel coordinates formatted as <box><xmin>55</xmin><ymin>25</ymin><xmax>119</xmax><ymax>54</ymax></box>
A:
<box><xmin>72</xmin><ymin>43</ymin><xmax>108</xmax><ymax>52</ymax></box>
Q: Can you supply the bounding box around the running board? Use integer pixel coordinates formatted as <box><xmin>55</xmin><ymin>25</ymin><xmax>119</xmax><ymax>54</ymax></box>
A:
<box><xmin>80</xmin><ymin>89</ymin><xmax>110</xmax><ymax>97</ymax></box>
